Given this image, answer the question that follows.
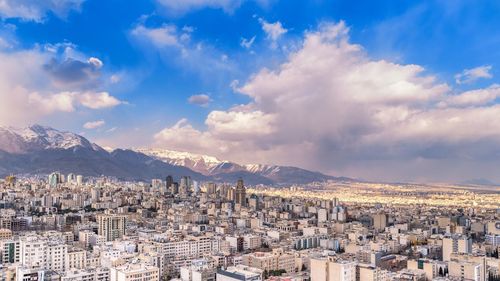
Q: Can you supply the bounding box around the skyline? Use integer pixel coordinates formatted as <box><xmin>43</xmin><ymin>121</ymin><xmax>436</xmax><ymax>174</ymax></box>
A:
<box><xmin>1</xmin><ymin>1</ymin><xmax>500</xmax><ymax>183</ymax></box>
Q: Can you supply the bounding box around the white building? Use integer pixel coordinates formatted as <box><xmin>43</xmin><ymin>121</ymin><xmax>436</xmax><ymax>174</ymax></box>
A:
<box><xmin>110</xmin><ymin>262</ymin><xmax>160</xmax><ymax>281</ymax></box>
<box><xmin>216</xmin><ymin>265</ymin><xmax>262</xmax><ymax>281</ymax></box>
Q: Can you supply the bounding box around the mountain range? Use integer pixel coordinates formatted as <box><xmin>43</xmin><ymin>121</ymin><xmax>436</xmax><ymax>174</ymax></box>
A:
<box><xmin>0</xmin><ymin>125</ymin><xmax>346</xmax><ymax>185</ymax></box>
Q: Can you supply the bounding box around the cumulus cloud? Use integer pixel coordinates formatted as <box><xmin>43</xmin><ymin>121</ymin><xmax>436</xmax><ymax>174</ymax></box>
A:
<box><xmin>44</xmin><ymin>57</ymin><xmax>103</xmax><ymax>88</ymax></box>
<box><xmin>78</xmin><ymin>92</ymin><xmax>124</xmax><ymax>109</ymax></box>
<box><xmin>0</xmin><ymin>0</ymin><xmax>85</xmax><ymax>21</ymax></box>
<box><xmin>0</xmin><ymin>45</ymin><xmax>124</xmax><ymax>126</ymax></box>
<box><xmin>28</xmin><ymin>91</ymin><xmax>123</xmax><ymax>113</ymax></box>
<box><xmin>188</xmin><ymin>94</ymin><xmax>212</xmax><ymax>107</ymax></box>
<box><xmin>259</xmin><ymin>18</ymin><xmax>287</xmax><ymax>48</ymax></box>
<box><xmin>154</xmin><ymin>21</ymin><xmax>500</xmax><ymax>182</ymax></box>
<box><xmin>455</xmin><ymin>65</ymin><xmax>493</xmax><ymax>84</ymax></box>
<box><xmin>83</xmin><ymin>120</ymin><xmax>105</xmax><ymax>129</ymax></box>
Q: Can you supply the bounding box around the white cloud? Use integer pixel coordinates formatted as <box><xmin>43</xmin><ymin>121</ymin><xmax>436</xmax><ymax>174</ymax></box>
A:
<box><xmin>0</xmin><ymin>46</ymin><xmax>124</xmax><ymax>126</ymax></box>
<box><xmin>28</xmin><ymin>92</ymin><xmax>77</xmax><ymax>113</ymax></box>
<box><xmin>130</xmin><ymin>22</ymin><xmax>235</xmax><ymax>80</ymax></box>
<box><xmin>88</xmin><ymin>57</ymin><xmax>103</xmax><ymax>69</ymax></box>
<box><xmin>188</xmin><ymin>94</ymin><xmax>212</xmax><ymax>107</ymax></box>
<box><xmin>0</xmin><ymin>0</ymin><xmax>85</xmax><ymax>21</ymax></box>
<box><xmin>0</xmin><ymin>36</ymin><xmax>12</xmax><ymax>49</ymax></box>
<box><xmin>259</xmin><ymin>18</ymin><xmax>287</xmax><ymax>48</ymax></box>
<box><xmin>154</xmin><ymin>21</ymin><xmax>500</xmax><ymax>182</ymax></box>
<box><xmin>155</xmin><ymin>119</ymin><xmax>224</xmax><ymax>152</ymax></box>
<box><xmin>28</xmin><ymin>91</ymin><xmax>123</xmax><ymax>113</ymax></box>
<box><xmin>78</xmin><ymin>92</ymin><xmax>124</xmax><ymax>109</ymax></box>
<box><xmin>240</xmin><ymin>36</ymin><xmax>256</xmax><ymax>49</ymax></box>
<box><xmin>83</xmin><ymin>120</ymin><xmax>105</xmax><ymax>129</ymax></box>
<box><xmin>110</xmin><ymin>74</ymin><xmax>121</xmax><ymax>84</ymax></box>
<box><xmin>155</xmin><ymin>0</ymin><xmax>274</xmax><ymax>15</ymax></box>
<box><xmin>131</xmin><ymin>24</ymin><xmax>180</xmax><ymax>48</ymax></box>
<box><xmin>156</xmin><ymin>0</ymin><xmax>243</xmax><ymax>15</ymax></box>
<box><xmin>441</xmin><ymin>85</ymin><xmax>500</xmax><ymax>107</ymax></box>
<box><xmin>455</xmin><ymin>65</ymin><xmax>493</xmax><ymax>84</ymax></box>
<box><xmin>206</xmin><ymin>110</ymin><xmax>275</xmax><ymax>139</ymax></box>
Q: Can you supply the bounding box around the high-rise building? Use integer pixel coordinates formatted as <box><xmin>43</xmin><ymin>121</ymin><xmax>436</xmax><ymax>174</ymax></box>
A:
<box><xmin>171</xmin><ymin>182</ymin><xmax>179</xmax><ymax>194</ymax></box>
<box><xmin>76</xmin><ymin>175</ymin><xmax>84</xmax><ymax>185</ymax></box>
<box><xmin>235</xmin><ymin>179</ymin><xmax>246</xmax><ymax>207</ymax></box>
<box><xmin>180</xmin><ymin>176</ymin><xmax>191</xmax><ymax>195</ymax></box>
<box><xmin>151</xmin><ymin>179</ymin><xmax>162</xmax><ymax>189</ymax></box>
<box><xmin>372</xmin><ymin>213</ymin><xmax>388</xmax><ymax>232</ymax></box>
<box><xmin>97</xmin><ymin>214</ymin><xmax>126</xmax><ymax>242</ymax></box>
<box><xmin>67</xmin><ymin>173</ymin><xmax>76</xmax><ymax>184</ymax></box>
<box><xmin>48</xmin><ymin>172</ymin><xmax>61</xmax><ymax>187</ymax></box>
<box><xmin>207</xmin><ymin>182</ymin><xmax>217</xmax><ymax>195</ymax></box>
<box><xmin>442</xmin><ymin>235</ymin><xmax>472</xmax><ymax>261</ymax></box>
<box><xmin>166</xmin><ymin>175</ymin><xmax>173</xmax><ymax>189</ymax></box>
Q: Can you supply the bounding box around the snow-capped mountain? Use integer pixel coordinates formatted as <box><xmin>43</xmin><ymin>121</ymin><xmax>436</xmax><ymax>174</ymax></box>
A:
<box><xmin>0</xmin><ymin>125</ymin><xmax>206</xmax><ymax>181</ymax></box>
<box><xmin>136</xmin><ymin>148</ymin><xmax>223</xmax><ymax>175</ymax></box>
<box><xmin>0</xmin><ymin>124</ymin><xmax>98</xmax><ymax>154</ymax></box>
<box><xmin>137</xmin><ymin>148</ymin><xmax>344</xmax><ymax>185</ymax></box>
<box><xmin>0</xmin><ymin>125</ymin><xmax>347</xmax><ymax>185</ymax></box>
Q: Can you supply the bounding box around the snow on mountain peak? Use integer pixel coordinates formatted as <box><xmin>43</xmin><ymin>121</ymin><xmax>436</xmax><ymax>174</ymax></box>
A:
<box><xmin>0</xmin><ymin>124</ymin><xmax>97</xmax><ymax>153</ymax></box>
<box><xmin>137</xmin><ymin>148</ymin><xmax>222</xmax><ymax>165</ymax></box>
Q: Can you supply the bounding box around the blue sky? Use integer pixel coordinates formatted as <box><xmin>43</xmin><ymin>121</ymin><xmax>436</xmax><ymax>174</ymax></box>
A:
<box><xmin>1</xmin><ymin>0</ymin><xmax>500</xmax><ymax>182</ymax></box>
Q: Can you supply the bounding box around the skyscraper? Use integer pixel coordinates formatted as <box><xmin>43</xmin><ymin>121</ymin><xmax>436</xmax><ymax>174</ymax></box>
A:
<box><xmin>180</xmin><ymin>176</ymin><xmax>191</xmax><ymax>195</ymax></box>
<box><xmin>207</xmin><ymin>182</ymin><xmax>217</xmax><ymax>195</ymax></box>
<box><xmin>76</xmin><ymin>175</ymin><xmax>83</xmax><ymax>185</ymax></box>
<box><xmin>235</xmin><ymin>178</ymin><xmax>246</xmax><ymax>207</ymax></box>
<box><xmin>48</xmin><ymin>172</ymin><xmax>61</xmax><ymax>188</ymax></box>
<box><xmin>166</xmin><ymin>175</ymin><xmax>173</xmax><ymax>190</ymax></box>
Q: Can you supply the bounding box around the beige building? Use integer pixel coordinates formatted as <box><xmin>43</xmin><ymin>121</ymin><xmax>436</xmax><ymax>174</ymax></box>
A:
<box><xmin>310</xmin><ymin>257</ymin><xmax>357</xmax><ymax>281</ymax></box>
<box><xmin>0</xmin><ymin>228</ymin><xmax>13</xmax><ymax>239</ymax></box>
<box><xmin>448</xmin><ymin>260</ymin><xmax>481</xmax><ymax>281</ymax></box>
<box><xmin>407</xmin><ymin>259</ymin><xmax>445</xmax><ymax>280</ymax></box>
<box><xmin>372</xmin><ymin>213</ymin><xmax>388</xmax><ymax>232</ymax></box>
<box><xmin>97</xmin><ymin>214</ymin><xmax>126</xmax><ymax>242</ymax></box>
<box><xmin>110</xmin><ymin>262</ymin><xmax>160</xmax><ymax>281</ymax></box>
<box><xmin>357</xmin><ymin>264</ymin><xmax>389</xmax><ymax>281</ymax></box>
<box><xmin>442</xmin><ymin>235</ymin><xmax>472</xmax><ymax>261</ymax></box>
<box><xmin>242</xmin><ymin>249</ymin><xmax>296</xmax><ymax>273</ymax></box>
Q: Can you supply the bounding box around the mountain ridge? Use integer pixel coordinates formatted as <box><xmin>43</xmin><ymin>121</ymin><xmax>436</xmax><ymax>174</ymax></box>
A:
<box><xmin>0</xmin><ymin>125</ymin><xmax>348</xmax><ymax>185</ymax></box>
<box><xmin>136</xmin><ymin>148</ymin><xmax>344</xmax><ymax>185</ymax></box>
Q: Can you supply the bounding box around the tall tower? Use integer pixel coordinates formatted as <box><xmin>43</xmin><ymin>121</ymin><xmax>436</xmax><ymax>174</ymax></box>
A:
<box><xmin>97</xmin><ymin>214</ymin><xmax>126</xmax><ymax>241</ymax></box>
<box><xmin>48</xmin><ymin>172</ymin><xmax>61</xmax><ymax>188</ymax></box>
<box><xmin>235</xmin><ymin>178</ymin><xmax>246</xmax><ymax>206</ymax></box>
<box><xmin>166</xmin><ymin>175</ymin><xmax>173</xmax><ymax>189</ymax></box>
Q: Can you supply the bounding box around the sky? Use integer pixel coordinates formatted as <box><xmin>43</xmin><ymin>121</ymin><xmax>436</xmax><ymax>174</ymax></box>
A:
<box><xmin>1</xmin><ymin>0</ymin><xmax>500</xmax><ymax>183</ymax></box>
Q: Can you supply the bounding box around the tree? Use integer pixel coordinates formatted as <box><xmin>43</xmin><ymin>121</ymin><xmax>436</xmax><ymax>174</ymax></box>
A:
<box><xmin>263</xmin><ymin>269</ymin><xmax>269</xmax><ymax>279</ymax></box>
